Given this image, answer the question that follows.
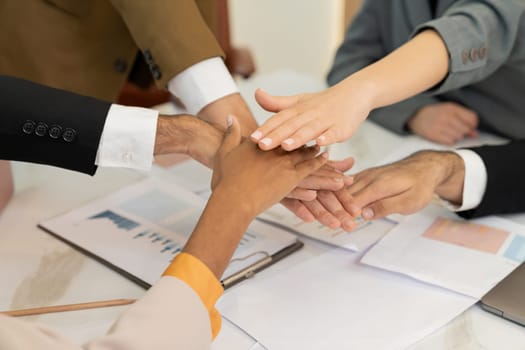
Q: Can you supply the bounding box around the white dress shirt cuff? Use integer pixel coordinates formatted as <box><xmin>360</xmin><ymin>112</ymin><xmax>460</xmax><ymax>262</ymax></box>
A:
<box><xmin>439</xmin><ymin>149</ymin><xmax>487</xmax><ymax>212</ymax></box>
<box><xmin>167</xmin><ymin>57</ymin><xmax>239</xmax><ymax>115</ymax></box>
<box><xmin>95</xmin><ymin>104</ymin><xmax>158</xmax><ymax>171</ymax></box>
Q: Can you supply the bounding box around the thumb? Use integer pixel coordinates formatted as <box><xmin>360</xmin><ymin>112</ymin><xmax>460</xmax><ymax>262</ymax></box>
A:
<box><xmin>217</xmin><ymin>115</ymin><xmax>241</xmax><ymax>161</ymax></box>
<box><xmin>255</xmin><ymin>88</ymin><xmax>301</xmax><ymax>113</ymax></box>
<box><xmin>327</xmin><ymin>157</ymin><xmax>355</xmax><ymax>173</ymax></box>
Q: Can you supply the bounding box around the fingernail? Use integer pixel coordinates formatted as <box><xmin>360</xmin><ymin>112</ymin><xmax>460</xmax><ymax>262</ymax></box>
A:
<box><xmin>362</xmin><ymin>208</ymin><xmax>374</xmax><ymax>220</ymax></box>
<box><xmin>345</xmin><ymin>176</ymin><xmax>354</xmax><ymax>185</ymax></box>
<box><xmin>342</xmin><ymin>219</ymin><xmax>355</xmax><ymax>230</ymax></box>
<box><xmin>349</xmin><ymin>204</ymin><xmax>360</xmax><ymax>215</ymax></box>
<box><xmin>283</xmin><ymin>138</ymin><xmax>295</xmax><ymax>146</ymax></box>
<box><xmin>260</xmin><ymin>137</ymin><xmax>272</xmax><ymax>146</ymax></box>
<box><xmin>226</xmin><ymin>115</ymin><xmax>233</xmax><ymax>128</ymax></box>
<box><xmin>334</xmin><ymin>177</ymin><xmax>343</xmax><ymax>182</ymax></box>
<box><xmin>321</xmin><ymin>152</ymin><xmax>329</xmax><ymax>158</ymax></box>
<box><xmin>317</xmin><ymin>135</ymin><xmax>326</xmax><ymax>143</ymax></box>
<box><xmin>251</xmin><ymin>130</ymin><xmax>262</xmax><ymax>141</ymax></box>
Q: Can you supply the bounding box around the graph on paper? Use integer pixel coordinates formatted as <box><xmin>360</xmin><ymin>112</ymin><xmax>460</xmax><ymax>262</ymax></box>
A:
<box><xmin>39</xmin><ymin>179</ymin><xmax>298</xmax><ymax>286</ymax></box>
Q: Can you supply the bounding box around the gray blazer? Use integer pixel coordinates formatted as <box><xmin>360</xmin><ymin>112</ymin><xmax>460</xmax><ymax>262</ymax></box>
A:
<box><xmin>327</xmin><ymin>0</ymin><xmax>525</xmax><ymax>138</ymax></box>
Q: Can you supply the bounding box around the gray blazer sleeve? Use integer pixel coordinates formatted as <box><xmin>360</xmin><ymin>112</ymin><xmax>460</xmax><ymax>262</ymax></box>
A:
<box><xmin>414</xmin><ymin>0</ymin><xmax>525</xmax><ymax>94</ymax></box>
<box><xmin>367</xmin><ymin>95</ymin><xmax>441</xmax><ymax>134</ymax></box>
<box><xmin>326</xmin><ymin>1</ymin><xmax>385</xmax><ymax>86</ymax></box>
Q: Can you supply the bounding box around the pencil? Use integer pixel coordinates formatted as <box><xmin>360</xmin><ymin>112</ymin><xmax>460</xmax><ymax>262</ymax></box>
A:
<box><xmin>0</xmin><ymin>298</ymin><xmax>136</xmax><ymax>317</ymax></box>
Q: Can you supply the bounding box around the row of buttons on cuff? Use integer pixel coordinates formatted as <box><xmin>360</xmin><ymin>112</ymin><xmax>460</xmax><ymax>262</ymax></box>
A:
<box><xmin>22</xmin><ymin>120</ymin><xmax>77</xmax><ymax>142</ymax></box>
<box><xmin>143</xmin><ymin>49</ymin><xmax>163</xmax><ymax>80</ymax></box>
<box><xmin>462</xmin><ymin>46</ymin><xmax>487</xmax><ymax>64</ymax></box>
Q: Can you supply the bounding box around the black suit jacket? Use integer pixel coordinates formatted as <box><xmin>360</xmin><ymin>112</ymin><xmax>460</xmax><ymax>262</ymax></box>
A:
<box><xmin>0</xmin><ymin>75</ymin><xmax>110</xmax><ymax>175</ymax></box>
<box><xmin>459</xmin><ymin>140</ymin><xmax>525</xmax><ymax>218</ymax></box>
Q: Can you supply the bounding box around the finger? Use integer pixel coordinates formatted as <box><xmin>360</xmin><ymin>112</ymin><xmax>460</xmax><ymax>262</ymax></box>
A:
<box><xmin>453</xmin><ymin>105</ymin><xmax>479</xmax><ymax>129</ymax></box>
<box><xmin>286</xmin><ymin>188</ymin><xmax>317</xmax><ymax>201</ymax></box>
<box><xmin>254</xmin><ymin>88</ymin><xmax>302</xmax><ymax>113</ymax></box>
<box><xmin>301</xmin><ymin>199</ymin><xmax>341</xmax><ymax>229</ymax></box>
<box><xmin>362</xmin><ymin>194</ymin><xmax>413</xmax><ymax>220</ymax></box>
<box><xmin>258</xmin><ymin>113</ymin><xmax>319</xmax><ymax>151</ymax></box>
<box><xmin>316</xmin><ymin>125</ymin><xmax>354</xmax><ymax>146</ymax></box>
<box><xmin>448</xmin><ymin>116</ymin><xmax>474</xmax><ymax>137</ymax></box>
<box><xmin>351</xmin><ymin>179</ymin><xmax>409</xmax><ymax>211</ymax></box>
<box><xmin>250</xmin><ymin>109</ymin><xmax>298</xmax><ymax>150</ymax></box>
<box><xmin>296</xmin><ymin>175</ymin><xmax>346</xmax><ymax>191</ymax></box>
<box><xmin>294</xmin><ymin>151</ymin><xmax>329</xmax><ymax>180</ymax></box>
<box><xmin>288</xmin><ymin>145</ymin><xmax>321</xmax><ymax>163</ymax></box>
<box><xmin>467</xmin><ymin>129</ymin><xmax>479</xmax><ymax>138</ymax></box>
<box><xmin>327</xmin><ymin>157</ymin><xmax>355</xmax><ymax>173</ymax></box>
<box><xmin>313</xmin><ymin>166</ymin><xmax>354</xmax><ymax>186</ymax></box>
<box><xmin>278</xmin><ymin>118</ymin><xmax>331</xmax><ymax>151</ymax></box>
<box><xmin>346</xmin><ymin>171</ymin><xmax>375</xmax><ymax>197</ymax></box>
<box><xmin>217</xmin><ymin>115</ymin><xmax>241</xmax><ymax>160</ymax></box>
<box><xmin>317</xmin><ymin>191</ymin><xmax>356</xmax><ymax>231</ymax></box>
<box><xmin>334</xmin><ymin>188</ymin><xmax>361</xmax><ymax>218</ymax></box>
<box><xmin>280</xmin><ymin>198</ymin><xmax>315</xmax><ymax>222</ymax></box>
<box><xmin>439</xmin><ymin>128</ymin><xmax>463</xmax><ymax>145</ymax></box>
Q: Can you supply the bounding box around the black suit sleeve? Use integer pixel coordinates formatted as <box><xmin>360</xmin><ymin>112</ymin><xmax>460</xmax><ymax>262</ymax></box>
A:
<box><xmin>0</xmin><ymin>75</ymin><xmax>111</xmax><ymax>175</ymax></box>
<box><xmin>458</xmin><ymin>140</ymin><xmax>525</xmax><ymax>218</ymax></box>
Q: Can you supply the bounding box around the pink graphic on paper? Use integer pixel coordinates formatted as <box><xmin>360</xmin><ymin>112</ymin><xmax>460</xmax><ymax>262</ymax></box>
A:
<box><xmin>422</xmin><ymin>217</ymin><xmax>509</xmax><ymax>254</ymax></box>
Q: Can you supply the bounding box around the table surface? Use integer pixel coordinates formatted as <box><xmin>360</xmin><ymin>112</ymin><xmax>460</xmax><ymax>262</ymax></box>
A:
<box><xmin>1</xmin><ymin>70</ymin><xmax>525</xmax><ymax>349</ymax></box>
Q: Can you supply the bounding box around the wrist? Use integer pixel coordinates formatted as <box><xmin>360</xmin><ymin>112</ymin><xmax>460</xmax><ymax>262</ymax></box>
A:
<box><xmin>434</xmin><ymin>151</ymin><xmax>465</xmax><ymax>204</ymax></box>
<box><xmin>154</xmin><ymin>115</ymin><xmax>199</xmax><ymax>156</ymax></box>
<box><xmin>338</xmin><ymin>73</ymin><xmax>377</xmax><ymax>112</ymax></box>
<box><xmin>211</xmin><ymin>183</ymin><xmax>258</xmax><ymax>222</ymax></box>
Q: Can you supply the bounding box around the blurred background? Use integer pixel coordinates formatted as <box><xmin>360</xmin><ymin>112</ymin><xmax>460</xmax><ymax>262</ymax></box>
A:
<box><xmin>229</xmin><ymin>0</ymin><xmax>362</xmax><ymax>80</ymax></box>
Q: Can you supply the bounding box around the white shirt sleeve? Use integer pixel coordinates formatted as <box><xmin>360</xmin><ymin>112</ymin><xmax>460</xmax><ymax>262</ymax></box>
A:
<box><xmin>0</xmin><ymin>277</ymin><xmax>211</xmax><ymax>350</ymax></box>
<box><xmin>95</xmin><ymin>104</ymin><xmax>158</xmax><ymax>171</ymax></box>
<box><xmin>167</xmin><ymin>57</ymin><xmax>239</xmax><ymax>115</ymax></box>
<box><xmin>438</xmin><ymin>149</ymin><xmax>487</xmax><ymax>212</ymax></box>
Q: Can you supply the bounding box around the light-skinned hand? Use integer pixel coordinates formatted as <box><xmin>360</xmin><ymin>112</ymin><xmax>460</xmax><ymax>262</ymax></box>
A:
<box><xmin>407</xmin><ymin>102</ymin><xmax>479</xmax><ymax>145</ymax></box>
<box><xmin>250</xmin><ymin>86</ymin><xmax>371</xmax><ymax>151</ymax></box>
<box><xmin>344</xmin><ymin>151</ymin><xmax>465</xmax><ymax>220</ymax></box>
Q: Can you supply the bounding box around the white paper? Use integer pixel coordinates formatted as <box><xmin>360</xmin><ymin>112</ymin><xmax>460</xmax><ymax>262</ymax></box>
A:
<box><xmin>259</xmin><ymin>204</ymin><xmax>395</xmax><ymax>251</ymax></box>
<box><xmin>218</xmin><ymin>247</ymin><xmax>476</xmax><ymax>350</ymax></box>
<box><xmin>362</xmin><ymin>205</ymin><xmax>525</xmax><ymax>298</ymax></box>
<box><xmin>39</xmin><ymin>178</ymin><xmax>298</xmax><ymax>285</ymax></box>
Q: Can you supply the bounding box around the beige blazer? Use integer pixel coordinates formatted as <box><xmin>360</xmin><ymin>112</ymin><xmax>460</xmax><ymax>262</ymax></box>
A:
<box><xmin>0</xmin><ymin>277</ymin><xmax>213</xmax><ymax>349</ymax></box>
<box><xmin>0</xmin><ymin>0</ymin><xmax>223</xmax><ymax>101</ymax></box>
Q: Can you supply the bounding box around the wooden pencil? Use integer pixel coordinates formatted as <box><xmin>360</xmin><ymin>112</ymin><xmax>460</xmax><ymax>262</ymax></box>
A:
<box><xmin>1</xmin><ymin>298</ymin><xmax>136</xmax><ymax>317</ymax></box>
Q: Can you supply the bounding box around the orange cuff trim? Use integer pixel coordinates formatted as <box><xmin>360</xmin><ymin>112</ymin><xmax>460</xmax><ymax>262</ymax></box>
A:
<box><xmin>163</xmin><ymin>252</ymin><xmax>224</xmax><ymax>339</ymax></box>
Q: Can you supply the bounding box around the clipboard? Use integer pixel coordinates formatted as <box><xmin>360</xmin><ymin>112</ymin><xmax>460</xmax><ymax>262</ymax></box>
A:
<box><xmin>38</xmin><ymin>179</ymin><xmax>303</xmax><ymax>289</ymax></box>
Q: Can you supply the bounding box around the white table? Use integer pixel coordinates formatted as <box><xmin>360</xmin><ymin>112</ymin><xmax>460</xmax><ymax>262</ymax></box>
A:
<box><xmin>1</xmin><ymin>71</ymin><xmax>525</xmax><ymax>349</ymax></box>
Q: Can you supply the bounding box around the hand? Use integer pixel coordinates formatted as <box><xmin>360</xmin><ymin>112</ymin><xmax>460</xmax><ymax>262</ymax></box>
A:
<box><xmin>212</xmin><ymin>116</ymin><xmax>328</xmax><ymax>218</ymax></box>
<box><xmin>198</xmin><ymin>93</ymin><xmax>258</xmax><ymax>136</ymax></box>
<box><xmin>154</xmin><ymin>115</ymin><xmax>223</xmax><ymax>168</ymax></box>
<box><xmin>286</xmin><ymin>158</ymin><xmax>355</xmax><ymax>200</ymax></box>
<box><xmin>280</xmin><ymin>158</ymin><xmax>357</xmax><ymax>230</ymax></box>
<box><xmin>250</xmin><ymin>86</ymin><xmax>372</xmax><ymax>151</ymax></box>
<box><xmin>344</xmin><ymin>151</ymin><xmax>465</xmax><ymax>220</ymax></box>
<box><xmin>407</xmin><ymin>102</ymin><xmax>479</xmax><ymax>145</ymax></box>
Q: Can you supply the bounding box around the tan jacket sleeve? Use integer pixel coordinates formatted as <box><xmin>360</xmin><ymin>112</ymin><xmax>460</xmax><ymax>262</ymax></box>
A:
<box><xmin>109</xmin><ymin>0</ymin><xmax>224</xmax><ymax>88</ymax></box>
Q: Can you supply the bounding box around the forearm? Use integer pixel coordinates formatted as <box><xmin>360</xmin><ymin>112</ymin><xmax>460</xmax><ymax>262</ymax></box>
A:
<box><xmin>339</xmin><ymin>30</ymin><xmax>449</xmax><ymax>111</ymax></box>
<box><xmin>197</xmin><ymin>93</ymin><xmax>258</xmax><ymax>136</ymax></box>
<box><xmin>183</xmin><ymin>186</ymin><xmax>253</xmax><ymax>278</ymax></box>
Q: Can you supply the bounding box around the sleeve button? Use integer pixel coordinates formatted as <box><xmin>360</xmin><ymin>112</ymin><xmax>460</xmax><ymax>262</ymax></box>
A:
<box><xmin>35</xmin><ymin>122</ymin><xmax>49</xmax><ymax>137</ymax></box>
